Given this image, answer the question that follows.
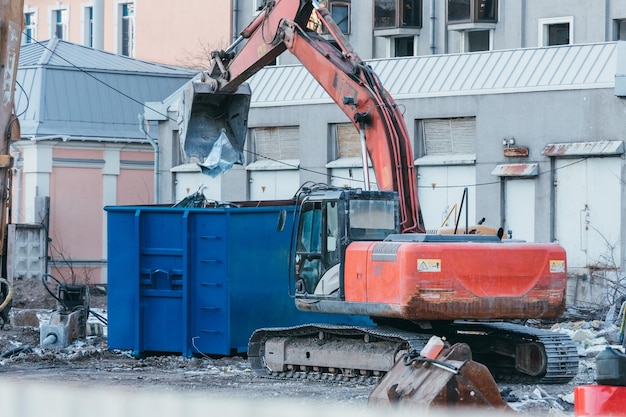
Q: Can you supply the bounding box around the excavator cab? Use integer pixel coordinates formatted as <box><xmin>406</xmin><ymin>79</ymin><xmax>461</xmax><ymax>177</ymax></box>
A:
<box><xmin>293</xmin><ymin>187</ymin><xmax>399</xmax><ymax>298</ymax></box>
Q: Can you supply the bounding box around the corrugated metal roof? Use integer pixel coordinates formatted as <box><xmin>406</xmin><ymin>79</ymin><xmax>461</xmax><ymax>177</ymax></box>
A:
<box><xmin>20</xmin><ymin>38</ymin><xmax>193</xmax><ymax>74</ymax></box>
<box><xmin>16</xmin><ymin>39</ymin><xmax>199</xmax><ymax>140</ymax></box>
<box><xmin>249</xmin><ymin>42</ymin><xmax>618</xmax><ymax>106</ymax></box>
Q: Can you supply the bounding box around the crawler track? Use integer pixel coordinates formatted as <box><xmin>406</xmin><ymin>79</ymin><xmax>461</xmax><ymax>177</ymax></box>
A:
<box><xmin>445</xmin><ymin>321</ymin><xmax>580</xmax><ymax>384</ymax></box>
<box><xmin>248</xmin><ymin>322</ymin><xmax>579</xmax><ymax>384</ymax></box>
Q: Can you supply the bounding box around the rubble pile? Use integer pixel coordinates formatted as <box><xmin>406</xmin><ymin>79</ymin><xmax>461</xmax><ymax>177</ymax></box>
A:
<box><xmin>0</xmin><ymin>299</ymin><xmax>623</xmax><ymax>417</ymax></box>
<box><xmin>551</xmin><ymin>319</ymin><xmax>620</xmax><ymax>356</ymax></box>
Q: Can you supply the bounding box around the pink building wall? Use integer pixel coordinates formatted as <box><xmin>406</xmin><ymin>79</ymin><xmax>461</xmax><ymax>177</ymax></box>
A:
<box><xmin>134</xmin><ymin>0</ymin><xmax>233</xmax><ymax>66</ymax></box>
<box><xmin>23</xmin><ymin>0</ymin><xmax>233</xmax><ymax>66</ymax></box>
<box><xmin>14</xmin><ymin>141</ymin><xmax>155</xmax><ymax>285</ymax></box>
<box><xmin>17</xmin><ymin>1</ymin><xmax>210</xmax><ymax>284</ymax></box>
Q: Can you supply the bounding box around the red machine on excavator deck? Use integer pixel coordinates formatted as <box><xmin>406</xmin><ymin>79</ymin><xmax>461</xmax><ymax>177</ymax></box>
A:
<box><xmin>181</xmin><ymin>0</ymin><xmax>578</xmax><ymax>388</ymax></box>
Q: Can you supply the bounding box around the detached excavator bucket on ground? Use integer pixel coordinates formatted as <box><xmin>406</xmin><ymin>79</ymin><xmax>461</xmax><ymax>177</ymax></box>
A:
<box><xmin>178</xmin><ymin>80</ymin><xmax>251</xmax><ymax>177</ymax></box>
<box><xmin>369</xmin><ymin>342</ymin><xmax>513</xmax><ymax>413</ymax></box>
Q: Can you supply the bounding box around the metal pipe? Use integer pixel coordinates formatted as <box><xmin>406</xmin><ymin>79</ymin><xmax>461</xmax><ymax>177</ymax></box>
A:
<box><xmin>233</xmin><ymin>0</ymin><xmax>239</xmax><ymax>42</ymax></box>
<box><xmin>139</xmin><ymin>114</ymin><xmax>159</xmax><ymax>204</ymax></box>
<box><xmin>41</xmin><ymin>333</ymin><xmax>57</xmax><ymax>347</ymax></box>
<box><xmin>29</xmin><ymin>135</ymin><xmax>69</xmax><ymax>141</ymax></box>
<box><xmin>359</xmin><ymin>128</ymin><xmax>370</xmax><ymax>191</ymax></box>
<box><xmin>430</xmin><ymin>0</ymin><xmax>436</xmax><ymax>54</ymax></box>
<box><xmin>10</xmin><ymin>143</ymin><xmax>20</xmax><ymax>222</ymax></box>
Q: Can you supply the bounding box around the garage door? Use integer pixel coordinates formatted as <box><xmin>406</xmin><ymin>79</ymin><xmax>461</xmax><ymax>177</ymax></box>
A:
<box><xmin>504</xmin><ymin>179</ymin><xmax>535</xmax><ymax>242</ymax></box>
<box><xmin>555</xmin><ymin>157</ymin><xmax>621</xmax><ymax>271</ymax></box>
<box><xmin>249</xmin><ymin>166</ymin><xmax>301</xmax><ymax>200</ymax></box>
<box><xmin>248</xmin><ymin>126</ymin><xmax>300</xmax><ymax>200</ymax></box>
<box><xmin>417</xmin><ymin>165</ymin><xmax>477</xmax><ymax>232</ymax></box>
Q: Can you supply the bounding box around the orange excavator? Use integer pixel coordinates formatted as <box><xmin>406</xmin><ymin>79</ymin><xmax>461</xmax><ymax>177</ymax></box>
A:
<box><xmin>183</xmin><ymin>0</ymin><xmax>578</xmax><ymax>386</ymax></box>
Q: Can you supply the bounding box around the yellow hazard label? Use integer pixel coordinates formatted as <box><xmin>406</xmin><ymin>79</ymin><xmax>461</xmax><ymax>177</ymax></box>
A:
<box><xmin>417</xmin><ymin>259</ymin><xmax>441</xmax><ymax>273</ymax></box>
<box><xmin>550</xmin><ymin>260</ymin><xmax>565</xmax><ymax>273</ymax></box>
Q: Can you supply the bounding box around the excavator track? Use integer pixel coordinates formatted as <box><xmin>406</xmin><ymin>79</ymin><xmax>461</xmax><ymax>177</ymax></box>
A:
<box><xmin>248</xmin><ymin>323</ymin><xmax>432</xmax><ymax>383</ymax></box>
<box><xmin>445</xmin><ymin>321</ymin><xmax>580</xmax><ymax>384</ymax></box>
<box><xmin>248</xmin><ymin>321</ymin><xmax>579</xmax><ymax>384</ymax></box>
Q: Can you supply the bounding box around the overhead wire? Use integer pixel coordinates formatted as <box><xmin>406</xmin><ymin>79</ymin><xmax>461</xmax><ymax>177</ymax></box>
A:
<box><xmin>19</xmin><ymin>32</ymin><xmax>590</xmax><ymax>192</ymax></box>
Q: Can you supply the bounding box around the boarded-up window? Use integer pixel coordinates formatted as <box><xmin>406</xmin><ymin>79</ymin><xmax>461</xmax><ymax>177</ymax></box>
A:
<box><xmin>336</xmin><ymin>123</ymin><xmax>360</xmax><ymax>158</ymax></box>
<box><xmin>253</xmin><ymin>126</ymin><xmax>300</xmax><ymax>160</ymax></box>
<box><xmin>422</xmin><ymin>118</ymin><xmax>475</xmax><ymax>155</ymax></box>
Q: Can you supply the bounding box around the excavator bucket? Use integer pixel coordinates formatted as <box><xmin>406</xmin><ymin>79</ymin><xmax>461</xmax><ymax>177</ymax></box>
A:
<box><xmin>369</xmin><ymin>343</ymin><xmax>512</xmax><ymax>412</ymax></box>
<box><xmin>178</xmin><ymin>80</ymin><xmax>251</xmax><ymax>177</ymax></box>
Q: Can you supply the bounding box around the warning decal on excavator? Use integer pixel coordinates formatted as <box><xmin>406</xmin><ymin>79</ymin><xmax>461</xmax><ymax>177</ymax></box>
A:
<box><xmin>550</xmin><ymin>260</ymin><xmax>565</xmax><ymax>273</ymax></box>
<box><xmin>417</xmin><ymin>259</ymin><xmax>441</xmax><ymax>273</ymax></box>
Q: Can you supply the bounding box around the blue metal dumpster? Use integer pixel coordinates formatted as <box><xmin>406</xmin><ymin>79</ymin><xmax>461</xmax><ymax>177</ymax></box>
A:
<box><xmin>105</xmin><ymin>203</ymin><xmax>372</xmax><ymax>357</ymax></box>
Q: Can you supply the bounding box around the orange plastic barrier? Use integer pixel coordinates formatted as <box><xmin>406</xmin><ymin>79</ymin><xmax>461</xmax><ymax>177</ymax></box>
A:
<box><xmin>575</xmin><ymin>385</ymin><xmax>626</xmax><ymax>416</ymax></box>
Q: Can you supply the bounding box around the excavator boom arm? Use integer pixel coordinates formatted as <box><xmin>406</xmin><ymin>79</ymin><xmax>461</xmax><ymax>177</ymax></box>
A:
<box><xmin>204</xmin><ymin>0</ymin><xmax>425</xmax><ymax>233</ymax></box>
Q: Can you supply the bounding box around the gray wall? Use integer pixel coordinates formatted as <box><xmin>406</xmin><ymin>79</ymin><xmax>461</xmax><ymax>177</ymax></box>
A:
<box><xmin>233</xmin><ymin>0</ymin><xmax>626</xmax><ymax>61</ymax></box>
<box><xmin>243</xmin><ymin>84</ymin><xmax>626</xmax><ymax>244</ymax></box>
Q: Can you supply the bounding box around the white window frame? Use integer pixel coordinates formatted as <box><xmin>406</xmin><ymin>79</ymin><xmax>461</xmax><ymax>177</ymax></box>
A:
<box><xmin>538</xmin><ymin>16</ymin><xmax>574</xmax><ymax>47</ymax></box>
<box><xmin>49</xmin><ymin>4</ymin><xmax>69</xmax><ymax>41</ymax></box>
<box><xmin>81</xmin><ymin>3</ymin><xmax>94</xmax><ymax>47</ymax></box>
<box><xmin>115</xmin><ymin>1</ymin><xmax>135</xmax><ymax>57</ymax></box>
<box><xmin>22</xmin><ymin>6</ymin><xmax>38</xmax><ymax>45</ymax></box>
<box><xmin>328</xmin><ymin>2</ymin><xmax>351</xmax><ymax>34</ymax></box>
<box><xmin>460</xmin><ymin>29</ymin><xmax>493</xmax><ymax>53</ymax></box>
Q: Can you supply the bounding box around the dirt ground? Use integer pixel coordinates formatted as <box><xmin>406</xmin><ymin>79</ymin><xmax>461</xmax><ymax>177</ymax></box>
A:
<box><xmin>0</xmin><ymin>278</ymin><xmax>598</xmax><ymax>415</ymax></box>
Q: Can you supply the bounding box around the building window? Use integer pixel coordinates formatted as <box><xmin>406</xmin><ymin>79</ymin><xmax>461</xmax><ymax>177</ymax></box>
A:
<box><xmin>539</xmin><ymin>17</ymin><xmax>573</xmax><ymax>47</ymax></box>
<box><xmin>119</xmin><ymin>3</ymin><xmax>135</xmax><ymax>57</ymax></box>
<box><xmin>421</xmin><ymin>118</ymin><xmax>476</xmax><ymax>156</ymax></box>
<box><xmin>333</xmin><ymin>123</ymin><xmax>360</xmax><ymax>159</ymax></box>
<box><xmin>23</xmin><ymin>12</ymin><xmax>37</xmax><ymax>44</ymax></box>
<box><xmin>375</xmin><ymin>0</ymin><xmax>422</xmax><ymax>29</ymax></box>
<box><xmin>251</xmin><ymin>127</ymin><xmax>300</xmax><ymax>162</ymax></box>
<box><xmin>329</xmin><ymin>2</ymin><xmax>350</xmax><ymax>34</ymax></box>
<box><xmin>548</xmin><ymin>23</ymin><xmax>569</xmax><ymax>45</ymax></box>
<box><xmin>615</xmin><ymin>19</ymin><xmax>626</xmax><ymax>41</ymax></box>
<box><xmin>84</xmin><ymin>6</ymin><xmax>93</xmax><ymax>47</ymax></box>
<box><xmin>53</xmin><ymin>9</ymin><xmax>68</xmax><ymax>40</ymax></box>
<box><xmin>447</xmin><ymin>0</ymin><xmax>497</xmax><ymax>24</ymax></box>
<box><xmin>310</xmin><ymin>2</ymin><xmax>351</xmax><ymax>35</ymax></box>
<box><xmin>394</xmin><ymin>36</ymin><xmax>414</xmax><ymax>56</ymax></box>
<box><xmin>465</xmin><ymin>30</ymin><xmax>490</xmax><ymax>52</ymax></box>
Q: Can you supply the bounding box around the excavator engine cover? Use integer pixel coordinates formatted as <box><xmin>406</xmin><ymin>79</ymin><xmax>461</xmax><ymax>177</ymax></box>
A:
<box><xmin>369</xmin><ymin>343</ymin><xmax>512</xmax><ymax>412</ymax></box>
<box><xmin>179</xmin><ymin>81</ymin><xmax>251</xmax><ymax>177</ymax></box>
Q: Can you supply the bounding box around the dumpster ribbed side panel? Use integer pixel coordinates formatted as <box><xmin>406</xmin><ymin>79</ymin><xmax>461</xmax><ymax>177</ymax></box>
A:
<box><xmin>188</xmin><ymin>211</ymin><xmax>230</xmax><ymax>355</ymax></box>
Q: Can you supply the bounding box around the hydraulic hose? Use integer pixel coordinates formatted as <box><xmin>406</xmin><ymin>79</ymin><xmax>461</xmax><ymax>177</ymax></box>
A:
<box><xmin>0</xmin><ymin>277</ymin><xmax>13</xmax><ymax>312</ymax></box>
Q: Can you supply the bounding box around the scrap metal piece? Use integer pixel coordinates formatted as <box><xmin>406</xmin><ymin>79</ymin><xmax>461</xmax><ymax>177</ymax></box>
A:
<box><xmin>40</xmin><ymin>310</ymin><xmax>86</xmax><ymax>349</ymax></box>
<box><xmin>369</xmin><ymin>343</ymin><xmax>512</xmax><ymax>411</ymax></box>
